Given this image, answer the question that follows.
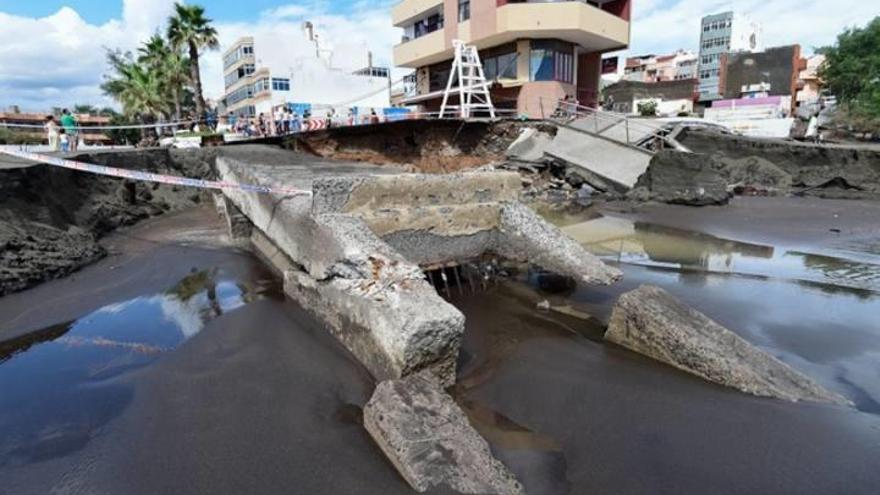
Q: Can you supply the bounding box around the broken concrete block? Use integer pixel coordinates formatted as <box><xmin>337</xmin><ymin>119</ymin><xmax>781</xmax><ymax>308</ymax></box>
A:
<box><xmin>364</xmin><ymin>373</ymin><xmax>525</xmax><ymax>495</ymax></box>
<box><xmin>605</xmin><ymin>285</ymin><xmax>851</xmax><ymax>405</ymax></box>
<box><xmin>506</xmin><ymin>127</ymin><xmax>553</xmax><ymax>163</ymax></box>
<box><xmin>496</xmin><ymin>202</ymin><xmax>623</xmax><ymax>286</ymax></box>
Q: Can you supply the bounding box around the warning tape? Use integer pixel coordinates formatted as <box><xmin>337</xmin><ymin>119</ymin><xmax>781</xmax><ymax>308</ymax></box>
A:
<box><xmin>0</xmin><ymin>148</ymin><xmax>313</xmax><ymax>197</ymax></box>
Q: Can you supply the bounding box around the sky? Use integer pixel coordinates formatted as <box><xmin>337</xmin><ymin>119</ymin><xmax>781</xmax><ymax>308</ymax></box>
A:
<box><xmin>0</xmin><ymin>0</ymin><xmax>875</xmax><ymax>111</ymax></box>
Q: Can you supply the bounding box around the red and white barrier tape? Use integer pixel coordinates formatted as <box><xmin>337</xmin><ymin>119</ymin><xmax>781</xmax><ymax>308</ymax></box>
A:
<box><xmin>0</xmin><ymin>148</ymin><xmax>312</xmax><ymax>197</ymax></box>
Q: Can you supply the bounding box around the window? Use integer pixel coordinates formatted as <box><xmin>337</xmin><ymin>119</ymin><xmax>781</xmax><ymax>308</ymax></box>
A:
<box><xmin>459</xmin><ymin>0</ymin><xmax>470</xmax><ymax>22</ymax></box>
<box><xmin>529</xmin><ymin>40</ymin><xmax>574</xmax><ymax>83</ymax></box>
<box><xmin>272</xmin><ymin>78</ymin><xmax>290</xmax><ymax>91</ymax></box>
<box><xmin>254</xmin><ymin>78</ymin><xmax>270</xmax><ymax>93</ymax></box>
<box><xmin>413</xmin><ymin>13</ymin><xmax>443</xmax><ymax>39</ymax></box>
<box><xmin>482</xmin><ymin>44</ymin><xmax>518</xmax><ymax>81</ymax></box>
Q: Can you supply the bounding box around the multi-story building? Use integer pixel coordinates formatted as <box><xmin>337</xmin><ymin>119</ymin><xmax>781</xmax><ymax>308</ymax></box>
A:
<box><xmin>222</xmin><ymin>30</ymin><xmax>391</xmax><ymax>118</ymax></box>
<box><xmin>623</xmin><ymin>50</ymin><xmax>698</xmax><ymax>83</ymax></box>
<box><xmin>697</xmin><ymin>11</ymin><xmax>762</xmax><ymax>102</ymax></box>
<box><xmin>391</xmin><ymin>0</ymin><xmax>632</xmax><ymax>117</ymax></box>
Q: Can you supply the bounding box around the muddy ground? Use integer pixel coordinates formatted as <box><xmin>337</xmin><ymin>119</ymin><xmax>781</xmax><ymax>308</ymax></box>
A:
<box><xmin>291</xmin><ymin>119</ymin><xmax>554</xmax><ymax>173</ymax></box>
<box><xmin>0</xmin><ymin>148</ymin><xmax>217</xmax><ymax>296</ymax></box>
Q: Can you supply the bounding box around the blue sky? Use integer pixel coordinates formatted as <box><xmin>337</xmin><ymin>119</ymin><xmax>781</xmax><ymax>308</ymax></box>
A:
<box><xmin>0</xmin><ymin>1</ymin><xmax>876</xmax><ymax>110</ymax></box>
<box><xmin>0</xmin><ymin>0</ymin><xmax>388</xmax><ymax>24</ymax></box>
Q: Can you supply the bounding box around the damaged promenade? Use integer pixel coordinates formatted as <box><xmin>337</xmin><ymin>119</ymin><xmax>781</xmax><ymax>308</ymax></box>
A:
<box><xmin>2</xmin><ymin>117</ymin><xmax>880</xmax><ymax>494</ymax></box>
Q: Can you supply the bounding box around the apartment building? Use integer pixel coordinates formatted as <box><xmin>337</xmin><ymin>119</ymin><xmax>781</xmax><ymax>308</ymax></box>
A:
<box><xmin>697</xmin><ymin>11</ymin><xmax>762</xmax><ymax>102</ymax></box>
<box><xmin>392</xmin><ymin>0</ymin><xmax>632</xmax><ymax>117</ymax></box>
<box><xmin>222</xmin><ymin>30</ymin><xmax>391</xmax><ymax>118</ymax></box>
<box><xmin>623</xmin><ymin>50</ymin><xmax>698</xmax><ymax>83</ymax></box>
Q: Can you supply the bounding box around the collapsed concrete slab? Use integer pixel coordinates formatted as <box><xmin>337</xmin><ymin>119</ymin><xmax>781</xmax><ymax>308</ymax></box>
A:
<box><xmin>605</xmin><ymin>285</ymin><xmax>850</xmax><ymax>405</ymax></box>
<box><xmin>364</xmin><ymin>372</ymin><xmax>525</xmax><ymax>495</ymax></box>
<box><xmin>505</xmin><ymin>127</ymin><xmax>554</xmax><ymax>164</ymax></box>
<box><xmin>545</xmin><ymin>121</ymin><xmax>653</xmax><ymax>191</ymax></box>
<box><xmin>217</xmin><ymin>150</ymin><xmax>621</xmax><ymax>387</ymax></box>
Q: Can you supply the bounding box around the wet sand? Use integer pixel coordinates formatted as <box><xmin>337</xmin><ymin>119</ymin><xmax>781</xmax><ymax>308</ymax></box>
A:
<box><xmin>0</xmin><ymin>207</ymin><xmax>455</xmax><ymax>495</ymax></box>
<box><xmin>452</xmin><ymin>283</ymin><xmax>880</xmax><ymax>495</ymax></box>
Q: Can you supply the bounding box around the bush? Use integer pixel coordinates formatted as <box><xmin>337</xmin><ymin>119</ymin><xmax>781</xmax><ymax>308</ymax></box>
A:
<box><xmin>637</xmin><ymin>100</ymin><xmax>658</xmax><ymax>117</ymax></box>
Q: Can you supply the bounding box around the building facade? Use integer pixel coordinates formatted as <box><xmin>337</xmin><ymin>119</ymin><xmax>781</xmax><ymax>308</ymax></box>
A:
<box><xmin>221</xmin><ymin>31</ymin><xmax>391</xmax><ymax>118</ymax></box>
<box><xmin>697</xmin><ymin>11</ymin><xmax>762</xmax><ymax>102</ymax></box>
<box><xmin>392</xmin><ymin>0</ymin><xmax>632</xmax><ymax>117</ymax></box>
<box><xmin>623</xmin><ymin>50</ymin><xmax>698</xmax><ymax>83</ymax></box>
<box><xmin>719</xmin><ymin>44</ymin><xmax>805</xmax><ymax>113</ymax></box>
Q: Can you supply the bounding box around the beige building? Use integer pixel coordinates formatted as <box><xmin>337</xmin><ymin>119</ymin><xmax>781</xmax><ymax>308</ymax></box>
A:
<box><xmin>624</xmin><ymin>50</ymin><xmax>698</xmax><ymax>83</ymax></box>
<box><xmin>392</xmin><ymin>0</ymin><xmax>632</xmax><ymax>117</ymax></box>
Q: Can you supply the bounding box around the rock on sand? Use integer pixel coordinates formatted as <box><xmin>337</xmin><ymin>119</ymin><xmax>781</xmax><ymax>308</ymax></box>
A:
<box><xmin>364</xmin><ymin>372</ymin><xmax>524</xmax><ymax>495</ymax></box>
<box><xmin>605</xmin><ymin>285</ymin><xmax>850</xmax><ymax>406</ymax></box>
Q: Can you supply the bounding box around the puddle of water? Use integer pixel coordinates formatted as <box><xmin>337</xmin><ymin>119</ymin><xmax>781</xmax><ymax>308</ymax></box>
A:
<box><xmin>0</xmin><ymin>268</ymin><xmax>274</xmax><ymax>467</ymax></box>
<box><xmin>560</xmin><ymin>216</ymin><xmax>880</xmax><ymax>292</ymax></box>
<box><xmin>545</xmin><ymin>213</ymin><xmax>880</xmax><ymax>414</ymax></box>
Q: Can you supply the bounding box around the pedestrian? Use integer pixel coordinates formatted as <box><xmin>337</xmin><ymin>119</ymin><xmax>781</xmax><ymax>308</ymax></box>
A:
<box><xmin>290</xmin><ymin>110</ymin><xmax>300</xmax><ymax>133</ymax></box>
<box><xmin>59</xmin><ymin>129</ymin><xmax>70</xmax><ymax>153</ymax></box>
<box><xmin>60</xmin><ymin>109</ymin><xmax>78</xmax><ymax>152</ymax></box>
<box><xmin>45</xmin><ymin>115</ymin><xmax>60</xmax><ymax>151</ymax></box>
<box><xmin>325</xmin><ymin>108</ymin><xmax>335</xmax><ymax>129</ymax></box>
<box><xmin>274</xmin><ymin>106</ymin><xmax>285</xmax><ymax>136</ymax></box>
<box><xmin>370</xmin><ymin>109</ymin><xmax>380</xmax><ymax>125</ymax></box>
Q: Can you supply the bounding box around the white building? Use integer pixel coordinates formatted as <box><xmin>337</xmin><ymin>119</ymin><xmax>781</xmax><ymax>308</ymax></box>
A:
<box><xmin>697</xmin><ymin>12</ymin><xmax>762</xmax><ymax>102</ymax></box>
<box><xmin>221</xmin><ymin>24</ymin><xmax>391</xmax><ymax>118</ymax></box>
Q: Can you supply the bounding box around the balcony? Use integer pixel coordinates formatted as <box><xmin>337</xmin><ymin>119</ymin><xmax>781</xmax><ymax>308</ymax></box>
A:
<box><xmin>392</xmin><ymin>0</ymin><xmax>444</xmax><ymax>27</ymax></box>
<box><xmin>495</xmin><ymin>1</ymin><xmax>629</xmax><ymax>51</ymax></box>
<box><xmin>394</xmin><ymin>29</ymin><xmax>446</xmax><ymax>68</ymax></box>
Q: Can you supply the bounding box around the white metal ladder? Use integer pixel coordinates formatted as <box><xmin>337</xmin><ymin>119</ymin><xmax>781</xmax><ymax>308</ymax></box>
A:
<box><xmin>439</xmin><ymin>40</ymin><xmax>497</xmax><ymax>119</ymax></box>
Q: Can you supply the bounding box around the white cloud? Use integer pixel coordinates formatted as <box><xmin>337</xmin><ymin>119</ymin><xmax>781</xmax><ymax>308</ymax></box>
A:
<box><xmin>622</xmin><ymin>0</ymin><xmax>876</xmax><ymax>58</ymax></box>
<box><xmin>0</xmin><ymin>0</ymin><xmax>875</xmax><ymax>111</ymax></box>
<box><xmin>0</xmin><ymin>0</ymin><xmax>176</xmax><ymax>111</ymax></box>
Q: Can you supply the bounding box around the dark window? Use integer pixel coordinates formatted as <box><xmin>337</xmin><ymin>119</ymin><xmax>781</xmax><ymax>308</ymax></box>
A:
<box><xmin>459</xmin><ymin>0</ymin><xmax>470</xmax><ymax>22</ymax></box>
<box><xmin>481</xmin><ymin>44</ymin><xmax>518</xmax><ymax>81</ymax></box>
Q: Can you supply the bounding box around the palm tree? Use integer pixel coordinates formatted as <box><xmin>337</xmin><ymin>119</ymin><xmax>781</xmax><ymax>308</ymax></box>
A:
<box><xmin>102</xmin><ymin>51</ymin><xmax>167</xmax><ymax>141</ymax></box>
<box><xmin>138</xmin><ymin>34</ymin><xmax>190</xmax><ymax>121</ymax></box>
<box><xmin>167</xmin><ymin>3</ymin><xmax>218</xmax><ymax>123</ymax></box>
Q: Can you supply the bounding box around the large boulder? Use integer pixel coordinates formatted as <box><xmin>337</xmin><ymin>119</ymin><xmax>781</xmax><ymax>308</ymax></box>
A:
<box><xmin>364</xmin><ymin>373</ymin><xmax>524</xmax><ymax>495</ymax></box>
<box><xmin>605</xmin><ymin>285</ymin><xmax>850</xmax><ymax>406</ymax></box>
<box><xmin>633</xmin><ymin>151</ymin><xmax>732</xmax><ymax>206</ymax></box>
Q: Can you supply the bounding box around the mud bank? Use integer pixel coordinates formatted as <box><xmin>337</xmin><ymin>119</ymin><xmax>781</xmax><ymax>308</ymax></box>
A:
<box><xmin>0</xmin><ymin>148</ymin><xmax>217</xmax><ymax>296</ymax></box>
<box><xmin>290</xmin><ymin>119</ymin><xmax>553</xmax><ymax>173</ymax></box>
<box><xmin>674</xmin><ymin>129</ymin><xmax>880</xmax><ymax>199</ymax></box>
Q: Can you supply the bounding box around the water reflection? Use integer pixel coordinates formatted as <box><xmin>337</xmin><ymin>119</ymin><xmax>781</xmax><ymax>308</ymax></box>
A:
<box><xmin>0</xmin><ymin>269</ymin><xmax>271</xmax><ymax>466</ymax></box>
<box><xmin>561</xmin><ymin>216</ymin><xmax>880</xmax><ymax>292</ymax></box>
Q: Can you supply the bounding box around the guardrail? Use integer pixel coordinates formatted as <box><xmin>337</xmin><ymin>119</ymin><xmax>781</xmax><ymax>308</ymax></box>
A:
<box><xmin>541</xmin><ymin>98</ymin><xmax>684</xmax><ymax>152</ymax></box>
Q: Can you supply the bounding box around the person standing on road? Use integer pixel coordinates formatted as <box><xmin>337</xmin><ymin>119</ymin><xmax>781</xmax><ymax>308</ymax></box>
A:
<box><xmin>45</xmin><ymin>116</ymin><xmax>60</xmax><ymax>151</ymax></box>
<box><xmin>60</xmin><ymin>109</ymin><xmax>78</xmax><ymax>152</ymax></box>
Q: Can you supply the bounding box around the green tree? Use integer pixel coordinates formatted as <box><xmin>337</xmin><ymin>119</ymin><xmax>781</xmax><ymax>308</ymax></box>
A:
<box><xmin>73</xmin><ymin>104</ymin><xmax>98</xmax><ymax>115</ymax></box>
<box><xmin>820</xmin><ymin>18</ymin><xmax>880</xmax><ymax>122</ymax></box>
<box><xmin>138</xmin><ymin>34</ymin><xmax>190</xmax><ymax>121</ymax></box>
<box><xmin>167</xmin><ymin>3</ymin><xmax>218</xmax><ymax>123</ymax></box>
<box><xmin>101</xmin><ymin>50</ymin><xmax>167</xmax><ymax>140</ymax></box>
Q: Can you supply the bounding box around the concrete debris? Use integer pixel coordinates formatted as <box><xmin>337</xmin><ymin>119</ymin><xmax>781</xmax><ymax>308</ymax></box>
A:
<box><xmin>506</xmin><ymin>127</ymin><xmax>554</xmax><ymax>164</ymax></box>
<box><xmin>632</xmin><ymin>151</ymin><xmax>732</xmax><ymax>206</ymax></box>
<box><xmin>497</xmin><ymin>202</ymin><xmax>623</xmax><ymax>286</ymax></box>
<box><xmin>545</xmin><ymin>121</ymin><xmax>653</xmax><ymax>191</ymax></box>
<box><xmin>605</xmin><ymin>285</ymin><xmax>851</xmax><ymax>406</ymax></box>
<box><xmin>364</xmin><ymin>372</ymin><xmax>525</xmax><ymax>495</ymax></box>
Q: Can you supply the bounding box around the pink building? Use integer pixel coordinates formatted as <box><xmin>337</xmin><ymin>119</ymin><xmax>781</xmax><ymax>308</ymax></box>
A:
<box><xmin>392</xmin><ymin>0</ymin><xmax>632</xmax><ymax>117</ymax></box>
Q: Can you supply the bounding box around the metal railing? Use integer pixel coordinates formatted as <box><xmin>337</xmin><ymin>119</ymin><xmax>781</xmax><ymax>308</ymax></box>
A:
<box><xmin>541</xmin><ymin>98</ymin><xmax>681</xmax><ymax>152</ymax></box>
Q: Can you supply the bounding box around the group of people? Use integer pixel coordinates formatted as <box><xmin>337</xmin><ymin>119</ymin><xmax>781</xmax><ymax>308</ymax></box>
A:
<box><xmin>43</xmin><ymin>109</ymin><xmax>80</xmax><ymax>152</ymax></box>
<box><xmin>215</xmin><ymin>106</ymin><xmax>384</xmax><ymax>138</ymax></box>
